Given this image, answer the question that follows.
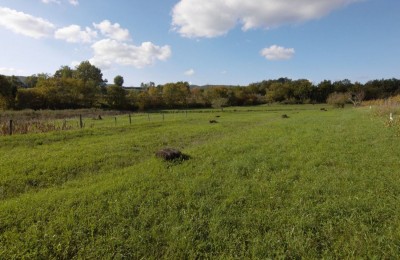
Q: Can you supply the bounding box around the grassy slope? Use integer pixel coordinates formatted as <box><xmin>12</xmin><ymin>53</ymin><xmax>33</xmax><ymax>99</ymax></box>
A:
<box><xmin>1</xmin><ymin>105</ymin><xmax>400</xmax><ymax>258</ymax></box>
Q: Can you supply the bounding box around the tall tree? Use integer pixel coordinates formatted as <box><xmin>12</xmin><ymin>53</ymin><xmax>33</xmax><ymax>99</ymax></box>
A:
<box><xmin>106</xmin><ymin>85</ymin><xmax>127</xmax><ymax>109</ymax></box>
<box><xmin>114</xmin><ymin>75</ymin><xmax>124</xmax><ymax>87</ymax></box>
<box><xmin>74</xmin><ymin>61</ymin><xmax>104</xmax><ymax>86</ymax></box>
<box><xmin>333</xmin><ymin>79</ymin><xmax>353</xmax><ymax>93</ymax></box>
<box><xmin>16</xmin><ymin>88</ymin><xmax>44</xmax><ymax>110</ymax></box>
<box><xmin>25</xmin><ymin>75</ymin><xmax>39</xmax><ymax>88</ymax></box>
<box><xmin>54</xmin><ymin>66</ymin><xmax>74</xmax><ymax>79</ymax></box>
<box><xmin>162</xmin><ymin>81</ymin><xmax>190</xmax><ymax>107</ymax></box>
<box><xmin>292</xmin><ymin>79</ymin><xmax>313</xmax><ymax>103</ymax></box>
<box><xmin>0</xmin><ymin>75</ymin><xmax>17</xmax><ymax>109</ymax></box>
<box><xmin>147</xmin><ymin>86</ymin><xmax>163</xmax><ymax>108</ymax></box>
<box><xmin>265</xmin><ymin>82</ymin><xmax>288</xmax><ymax>103</ymax></box>
<box><xmin>315</xmin><ymin>80</ymin><xmax>334</xmax><ymax>103</ymax></box>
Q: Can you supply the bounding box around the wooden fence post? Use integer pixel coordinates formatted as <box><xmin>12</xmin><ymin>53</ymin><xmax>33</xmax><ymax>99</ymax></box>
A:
<box><xmin>129</xmin><ymin>114</ymin><xmax>132</xmax><ymax>125</ymax></box>
<box><xmin>9</xmin><ymin>120</ymin><xmax>13</xmax><ymax>135</ymax></box>
<box><xmin>115</xmin><ymin>117</ymin><xmax>117</xmax><ymax>126</ymax></box>
<box><xmin>79</xmin><ymin>115</ymin><xmax>83</xmax><ymax>129</ymax></box>
<box><xmin>162</xmin><ymin>113</ymin><xmax>165</xmax><ymax>121</ymax></box>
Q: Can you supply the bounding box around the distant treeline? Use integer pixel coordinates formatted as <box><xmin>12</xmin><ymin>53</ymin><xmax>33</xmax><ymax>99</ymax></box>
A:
<box><xmin>1</xmin><ymin>61</ymin><xmax>399</xmax><ymax>110</ymax></box>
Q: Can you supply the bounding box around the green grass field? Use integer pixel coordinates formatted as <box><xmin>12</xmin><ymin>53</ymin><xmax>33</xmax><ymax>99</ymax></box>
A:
<box><xmin>1</xmin><ymin>105</ymin><xmax>400</xmax><ymax>258</ymax></box>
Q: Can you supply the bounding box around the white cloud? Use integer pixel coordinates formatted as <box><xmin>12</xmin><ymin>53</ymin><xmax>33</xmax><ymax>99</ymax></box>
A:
<box><xmin>90</xmin><ymin>39</ymin><xmax>172</xmax><ymax>69</ymax></box>
<box><xmin>0</xmin><ymin>67</ymin><xmax>21</xmax><ymax>75</ymax></box>
<box><xmin>184</xmin><ymin>69</ymin><xmax>195</xmax><ymax>76</ymax></box>
<box><xmin>261</xmin><ymin>45</ymin><xmax>295</xmax><ymax>61</ymax></box>
<box><xmin>55</xmin><ymin>25</ymin><xmax>97</xmax><ymax>43</ymax></box>
<box><xmin>172</xmin><ymin>0</ymin><xmax>360</xmax><ymax>38</ymax></box>
<box><xmin>0</xmin><ymin>7</ymin><xmax>55</xmax><ymax>38</ymax></box>
<box><xmin>69</xmin><ymin>0</ymin><xmax>79</xmax><ymax>6</ymax></box>
<box><xmin>42</xmin><ymin>0</ymin><xmax>77</xmax><ymax>5</ymax></box>
<box><xmin>41</xmin><ymin>0</ymin><xmax>61</xmax><ymax>4</ymax></box>
<box><xmin>93</xmin><ymin>20</ymin><xmax>130</xmax><ymax>41</ymax></box>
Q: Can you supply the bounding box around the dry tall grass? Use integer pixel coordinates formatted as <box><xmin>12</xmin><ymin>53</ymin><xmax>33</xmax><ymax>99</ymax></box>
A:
<box><xmin>0</xmin><ymin>109</ymin><xmax>131</xmax><ymax>136</ymax></box>
<box><xmin>0</xmin><ymin>120</ymin><xmax>75</xmax><ymax>136</ymax></box>
<box><xmin>363</xmin><ymin>95</ymin><xmax>400</xmax><ymax>117</ymax></box>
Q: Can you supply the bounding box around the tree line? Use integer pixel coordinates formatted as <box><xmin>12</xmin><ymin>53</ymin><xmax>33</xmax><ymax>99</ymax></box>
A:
<box><xmin>1</xmin><ymin>61</ymin><xmax>400</xmax><ymax>110</ymax></box>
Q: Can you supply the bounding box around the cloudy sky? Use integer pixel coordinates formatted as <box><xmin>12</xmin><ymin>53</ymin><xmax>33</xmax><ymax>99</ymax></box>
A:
<box><xmin>0</xmin><ymin>0</ymin><xmax>399</xmax><ymax>86</ymax></box>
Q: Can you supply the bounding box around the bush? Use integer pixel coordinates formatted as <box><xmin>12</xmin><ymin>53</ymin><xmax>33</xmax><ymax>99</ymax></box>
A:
<box><xmin>326</xmin><ymin>92</ymin><xmax>350</xmax><ymax>108</ymax></box>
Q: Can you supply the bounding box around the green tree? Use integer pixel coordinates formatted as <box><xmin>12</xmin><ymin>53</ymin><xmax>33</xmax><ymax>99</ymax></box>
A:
<box><xmin>162</xmin><ymin>82</ymin><xmax>190</xmax><ymax>107</ymax></box>
<box><xmin>33</xmin><ymin>77</ymin><xmax>59</xmax><ymax>109</ymax></box>
<box><xmin>211</xmin><ymin>97</ymin><xmax>229</xmax><ymax>111</ymax></box>
<box><xmin>187</xmin><ymin>87</ymin><xmax>207</xmax><ymax>107</ymax></box>
<box><xmin>265</xmin><ymin>82</ymin><xmax>288</xmax><ymax>103</ymax></box>
<box><xmin>0</xmin><ymin>75</ymin><xmax>17</xmax><ymax>109</ymax></box>
<box><xmin>204</xmin><ymin>86</ymin><xmax>234</xmax><ymax>107</ymax></box>
<box><xmin>315</xmin><ymin>80</ymin><xmax>334</xmax><ymax>103</ymax></box>
<box><xmin>54</xmin><ymin>66</ymin><xmax>74</xmax><ymax>79</ymax></box>
<box><xmin>74</xmin><ymin>61</ymin><xmax>104</xmax><ymax>86</ymax></box>
<box><xmin>136</xmin><ymin>91</ymin><xmax>150</xmax><ymax>110</ymax></box>
<box><xmin>147</xmin><ymin>86</ymin><xmax>163</xmax><ymax>108</ymax></box>
<box><xmin>106</xmin><ymin>85</ymin><xmax>127</xmax><ymax>109</ymax></box>
<box><xmin>292</xmin><ymin>79</ymin><xmax>313</xmax><ymax>103</ymax></box>
<box><xmin>25</xmin><ymin>75</ymin><xmax>39</xmax><ymax>88</ymax></box>
<box><xmin>37</xmin><ymin>73</ymin><xmax>51</xmax><ymax>81</ymax></box>
<box><xmin>16</xmin><ymin>88</ymin><xmax>44</xmax><ymax>110</ymax></box>
<box><xmin>114</xmin><ymin>75</ymin><xmax>124</xmax><ymax>87</ymax></box>
<box><xmin>333</xmin><ymin>79</ymin><xmax>353</xmax><ymax>93</ymax></box>
<box><xmin>33</xmin><ymin>76</ymin><xmax>100</xmax><ymax>109</ymax></box>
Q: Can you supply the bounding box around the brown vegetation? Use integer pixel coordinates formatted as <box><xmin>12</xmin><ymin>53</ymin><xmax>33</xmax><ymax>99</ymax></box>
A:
<box><xmin>155</xmin><ymin>148</ymin><xmax>189</xmax><ymax>161</ymax></box>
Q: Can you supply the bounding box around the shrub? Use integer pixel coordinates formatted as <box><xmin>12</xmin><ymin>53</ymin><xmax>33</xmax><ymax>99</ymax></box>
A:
<box><xmin>326</xmin><ymin>92</ymin><xmax>350</xmax><ymax>108</ymax></box>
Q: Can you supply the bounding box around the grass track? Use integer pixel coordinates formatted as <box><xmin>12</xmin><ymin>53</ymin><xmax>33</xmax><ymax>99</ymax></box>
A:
<box><xmin>1</xmin><ymin>105</ymin><xmax>400</xmax><ymax>258</ymax></box>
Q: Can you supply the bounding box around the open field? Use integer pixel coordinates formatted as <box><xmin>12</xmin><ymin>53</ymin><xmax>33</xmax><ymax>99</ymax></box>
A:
<box><xmin>1</xmin><ymin>105</ymin><xmax>400</xmax><ymax>258</ymax></box>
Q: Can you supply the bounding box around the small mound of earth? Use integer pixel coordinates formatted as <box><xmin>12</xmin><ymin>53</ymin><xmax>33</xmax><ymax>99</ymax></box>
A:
<box><xmin>155</xmin><ymin>148</ymin><xmax>189</xmax><ymax>161</ymax></box>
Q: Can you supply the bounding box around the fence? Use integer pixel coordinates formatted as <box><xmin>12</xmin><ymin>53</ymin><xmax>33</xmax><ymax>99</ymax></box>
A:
<box><xmin>0</xmin><ymin>112</ymin><xmax>173</xmax><ymax>136</ymax></box>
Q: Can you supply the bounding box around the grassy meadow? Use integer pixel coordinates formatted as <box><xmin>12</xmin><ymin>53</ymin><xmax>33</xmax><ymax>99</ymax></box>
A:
<box><xmin>1</xmin><ymin>104</ymin><xmax>400</xmax><ymax>258</ymax></box>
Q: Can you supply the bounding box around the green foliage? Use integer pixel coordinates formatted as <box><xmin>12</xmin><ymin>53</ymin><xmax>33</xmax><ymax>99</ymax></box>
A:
<box><xmin>211</xmin><ymin>97</ymin><xmax>229</xmax><ymax>110</ymax></box>
<box><xmin>3</xmin><ymin>60</ymin><xmax>400</xmax><ymax>111</ymax></box>
<box><xmin>0</xmin><ymin>75</ymin><xmax>17</xmax><ymax>109</ymax></box>
<box><xmin>25</xmin><ymin>75</ymin><xmax>39</xmax><ymax>88</ymax></box>
<box><xmin>29</xmin><ymin>77</ymin><xmax>100</xmax><ymax>109</ymax></box>
<box><xmin>162</xmin><ymin>81</ymin><xmax>190</xmax><ymax>107</ymax></box>
<box><xmin>146</xmin><ymin>86</ymin><xmax>163</xmax><ymax>108</ymax></box>
<box><xmin>15</xmin><ymin>88</ymin><xmax>44</xmax><ymax>110</ymax></box>
<box><xmin>266</xmin><ymin>82</ymin><xmax>287</xmax><ymax>102</ymax></box>
<box><xmin>314</xmin><ymin>80</ymin><xmax>334</xmax><ymax>103</ymax></box>
<box><xmin>106</xmin><ymin>85</ymin><xmax>127</xmax><ymax>109</ymax></box>
<box><xmin>1</xmin><ymin>106</ymin><xmax>400</xmax><ymax>258</ymax></box>
<box><xmin>113</xmin><ymin>75</ymin><xmax>124</xmax><ymax>87</ymax></box>
<box><xmin>74</xmin><ymin>61</ymin><xmax>104</xmax><ymax>86</ymax></box>
<box><xmin>54</xmin><ymin>66</ymin><xmax>74</xmax><ymax>79</ymax></box>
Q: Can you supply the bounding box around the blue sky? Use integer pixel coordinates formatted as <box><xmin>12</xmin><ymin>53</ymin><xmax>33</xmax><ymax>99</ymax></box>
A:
<box><xmin>0</xmin><ymin>0</ymin><xmax>399</xmax><ymax>86</ymax></box>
